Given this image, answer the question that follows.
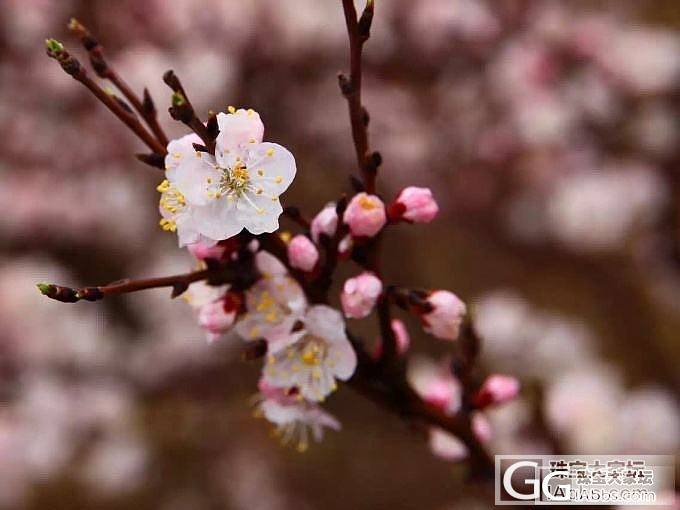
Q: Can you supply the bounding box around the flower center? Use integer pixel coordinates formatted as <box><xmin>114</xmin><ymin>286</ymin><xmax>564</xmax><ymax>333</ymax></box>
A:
<box><xmin>254</xmin><ymin>290</ymin><xmax>287</xmax><ymax>324</ymax></box>
<box><xmin>359</xmin><ymin>195</ymin><xmax>377</xmax><ymax>210</ymax></box>
<box><xmin>219</xmin><ymin>160</ymin><xmax>250</xmax><ymax>196</ymax></box>
<box><xmin>157</xmin><ymin>179</ymin><xmax>187</xmax><ymax>214</ymax></box>
<box><xmin>300</xmin><ymin>338</ymin><xmax>327</xmax><ymax>366</ymax></box>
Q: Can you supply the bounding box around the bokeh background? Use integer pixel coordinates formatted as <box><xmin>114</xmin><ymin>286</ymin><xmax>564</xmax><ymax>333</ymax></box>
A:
<box><xmin>1</xmin><ymin>0</ymin><xmax>679</xmax><ymax>508</ymax></box>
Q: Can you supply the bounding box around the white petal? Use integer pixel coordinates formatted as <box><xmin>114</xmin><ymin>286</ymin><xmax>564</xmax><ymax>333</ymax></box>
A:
<box><xmin>304</xmin><ymin>305</ymin><xmax>346</xmax><ymax>345</ymax></box>
<box><xmin>255</xmin><ymin>251</ymin><xmax>288</xmax><ymax>277</ymax></box>
<box><xmin>260</xmin><ymin>399</ymin><xmax>301</xmax><ymax>426</ymax></box>
<box><xmin>216</xmin><ymin>109</ymin><xmax>264</xmax><ymax>153</ymax></box>
<box><xmin>165</xmin><ymin>133</ymin><xmax>202</xmax><ymax>179</ymax></box>
<box><xmin>247</xmin><ymin>142</ymin><xmax>297</xmax><ymax>194</ymax></box>
<box><xmin>171</xmin><ymin>155</ymin><xmax>220</xmax><ymax>206</ymax></box>
<box><xmin>237</xmin><ymin>192</ymin><xmax>283</xmax><ymax>235</ymax></box>
<box><xmin>329</xmin><ymin>338</ymin><xmax>357</xmax><ymax>381</ymax></box>
<box><xmin>192</xmin><ymin>199</ymin><xmax>243</xmax><ymax>241</ymax></box>
<box><xmin>175</xmin><ymin>213</ymin><xmax>202</xmax><ymax>246</ymax></box>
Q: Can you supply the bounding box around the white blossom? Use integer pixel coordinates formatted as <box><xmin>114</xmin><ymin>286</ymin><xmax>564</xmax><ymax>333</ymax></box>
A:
<box><xmin>235</xmin><ymin>252</ymin><xmax>307</xmax><ymax>353</ymax></box>
<box><xmin>255</xmin><ymin>381</ymin><xmax>340</xmax><ymax>452</ymax></box>
<box><xmin>161</xmin><ymin>109</ymin><xmax>296</xmax><ymax>245</ymax></box>
<box><xmin>263</xmin><ymin>305</ymin><xmax>357</xmax><ymax>402</ymax></box>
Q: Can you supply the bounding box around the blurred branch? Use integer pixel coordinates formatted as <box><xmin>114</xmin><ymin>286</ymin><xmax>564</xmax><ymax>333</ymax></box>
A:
<box><xmin>342</xmin><ymin>332</ymin><xmax>495</xmax><ymax>479</ymax></box>
<box><xmin>68</xmin><ymin>18</ymin><xmax>170</xmax><ymax>148</ymax></box>
<box><xmin>45</xmin><ymin>39</ymin><xmax>167</xmax><ymax>156</ymax></box>
<box><xmin>37</xmin><ymin>267</ymin><xmax>214</xmax><ymax>302</ymax></box>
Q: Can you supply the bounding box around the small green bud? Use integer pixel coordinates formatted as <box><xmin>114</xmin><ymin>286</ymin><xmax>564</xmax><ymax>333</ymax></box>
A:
<box><xmin>36</xmin><ymin>282</ymin><xmax>53</xmax><ymax>295</ymax></box>
<box><xmin>45</xmin><ymin>38</ymin><xmax>64</xmax><ymax>53</ymax></box>
<box><xmin>171</xmin><ymin>91</ymin><xmax>186</xmax><ymax>107</ymax></box>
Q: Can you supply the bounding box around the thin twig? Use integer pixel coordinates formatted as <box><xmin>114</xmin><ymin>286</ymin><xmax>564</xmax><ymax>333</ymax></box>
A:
<box><xmin>45</xmin><ymin>40</ymin><xmax>167</xmax><ymax>156</ymax></box>
<box><xmin>68</xmin><ymin>18</ymin><xmax>169</xmax><ymax>148</ymax></box>
<box><xmin>37</xmin><ymin>267</ymin><xmax>213</xmax><ymax>303</ymax></box>
<box><xmin>163</xmin><ymin>70</ymin><xmax>215</xmax><ymax>153</ymax></box>
<box><xmin>337</xmin><ymin>2</ymin><xmax>494</xmax><ymax>476</ymax></box>
<box><xmin>340</xmin><ymin>0</ymin><xmax>379</xmax><ymax>194</ymax></box>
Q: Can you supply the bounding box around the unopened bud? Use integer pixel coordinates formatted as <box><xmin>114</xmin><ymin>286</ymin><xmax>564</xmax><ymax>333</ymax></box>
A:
<box><xmin>45</xmin><ymin>38</ymin><xmax>64</xmax><ymax>54</ymax></box>
<box><xmin>171</xmin><ymin>91</ymin><xmax>186</xmax><ymax>107</ymax></box>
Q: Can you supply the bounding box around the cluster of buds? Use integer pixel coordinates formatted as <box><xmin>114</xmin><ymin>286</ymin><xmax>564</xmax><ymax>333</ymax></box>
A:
<box><xmin>37</xmin><ymin>1</ymin><xmax>519</xmax><ymax>473</ymax></box>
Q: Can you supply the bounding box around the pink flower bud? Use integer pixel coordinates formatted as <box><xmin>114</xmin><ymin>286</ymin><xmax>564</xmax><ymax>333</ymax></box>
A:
<box><xmin>373</xmin><ymin>319</ymin><xmax>410</xmax><ymax>358</ymax></box>
<box><xmin>422</xmin><ymin>290</ymin><xmax>467</xmax><ymax>341</ymax></box>
<box><xmin>407</xmin><ymin>357</ymin><xmax>461</xmax><ymax>414</ymax></box>
<box><xmin>391</xmin><ymin>318</ymin><xmax>411</xmax><ymax>353</ymax></box>
<box><xmin>474</xmin><ymin>374</ymin><xmax>520</xmax><ymax>408</ymax></box>
<box><xmin>428</xmin><ymin>413</ymin><xmax>491</xmax><ymax>462</ymax></box>
<box><xmin>426</xmin><ymin>379</ymin><xmax>460</xmax><ymax>410</ymax></box>
<box><xmin>311</xmin><ymin>203</ymin><xmax>338</xmax><ymax>243</ymax></box>
<box><xmin>390</xmin><ymin>186</ymin><xmax>439</xmax><ymax>223</ymax></box>
<box><xmin>338</xmin><ymin>234</ymin><xmax>353</xmax><ymax>257</ymax></box>
<box><xmin>472</xmin><ymin>412</ymin><xmax>493</xmax><ymax>443</ymax></box>
<box><xmin>343</xmin><ymin>192</ymin><xmax>387</xmax><ymax>237</ymax></box>
<box><xmin>341</xmin><ymin>272</ymin><xmax>383</xmax><ymax>319</ymax></box>
<box><xmin>429</xmin><ymin>427</ymin><xmax>468</xmax><ymax>462</ymax></box>
<box><xmin>188</xmin><ymin>241</ymin><xmax>227</xmax><ymax>261</ymax></box>
<box><xmin>198</xmin><ymin>299</ymin><xmax>237</xmax><ymax>343</ymax></box>
<box><xmin>287</xmin><ymin>235</ymin><xmax>319</xmax><ymax>272</ymax></box>
<box><xmin>429</xmin><ymin>413</ymin><xmax>492</xmax><ymax>462</ymax></box>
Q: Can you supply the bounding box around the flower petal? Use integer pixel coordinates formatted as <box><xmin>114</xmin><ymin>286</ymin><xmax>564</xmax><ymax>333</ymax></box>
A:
<box><xmin>247</xmin><ymin>142</ymin><xmax>297</xmax><ymax>195</ymax></box>
<box><xmin>237</xmin><ymin>192</ymin><xmax>283</xmax><ymax>235</ymax></box>
<box><xmin>165</xmin><ymin>133</ymin><xmax>202</xmax><ymax>180</ymax></box>
<box><xmin>216</xmin><ymin>109</ymin><xmax>264</xmax><ymax>153</ymax></box>
<box><xmin>304</xmin><ymin>305</ymin><xmax>347</xmax><ymax>345</ymax></box>
<box><xmin>171</xmin><ymin>154</ymin><xmax>220</xmax><ymax>206</ymax></box>
<box><xmin>192</xmin><ymin>199</ymin><xmax>243</xmax><ymax>241</ymax></box>
<box><xmin>329</xmin><ymin>337</ymin><xmax>357</xmax><ymax>381</ymax></box>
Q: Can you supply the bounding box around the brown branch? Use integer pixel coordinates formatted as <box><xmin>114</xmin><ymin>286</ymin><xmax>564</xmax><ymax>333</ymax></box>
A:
<box><xmin>337</xmin><ymin>1</ymin><xmax>492</xmax><ymax>469</ymax></box>
<box><xmin>316</xmin><ymin>197</ymin><xmax>348</xmax><ymax>293</ymax></box>
<box><xmin>36</xmin><ymin>267</ymin><xmax>213</xmax><ymax>303</ymax></box>
<box><xmin>375</xmin><ymin>295</ymin><xmax>398</xmax><ymax>365</ymax></box>
<box><xmin>68</xmin><ymin>18</ymin><xmax>169</xmax><ymax>148</ymax></box>
<box><xmin>346</xmin><ymin>333</ymin><xmax>494</xmax><ymax>479</ymax></box>
<box><xmin>340</xmin><ymin>0</ymin><xmax>380</xmax><ymax>194</ymax></box>
<box><xmin>163</xmin><ymin>70</ymin><xmax>215</xmax><ymax>153</ymax></box>
<box><xmin>45</xmin><ymin>39</ymin><xmax>167</xmax><ymax>156</ymax></box>
<box><xmin>282</xmin><ymin>206</ymin><xmax>311</xmax><ymax>229</ymax></box>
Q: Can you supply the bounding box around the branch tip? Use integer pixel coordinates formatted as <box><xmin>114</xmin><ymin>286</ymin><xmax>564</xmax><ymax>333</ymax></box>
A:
<box><xmin>45</xmin><ymin>38</ymin><xmax>64</xmax><ymax>54</ymax></box>
<box><xmin>171</xmin><ymin>91</ymin><xmax>186</xmax><ymax>107</ymax></box>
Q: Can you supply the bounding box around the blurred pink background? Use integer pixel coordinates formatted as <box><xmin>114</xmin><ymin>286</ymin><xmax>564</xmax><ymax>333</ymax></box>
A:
<box><xmin>0</xmin><ymin>1</ymin><xmax>678</xmax><ymax>508</ymax></box>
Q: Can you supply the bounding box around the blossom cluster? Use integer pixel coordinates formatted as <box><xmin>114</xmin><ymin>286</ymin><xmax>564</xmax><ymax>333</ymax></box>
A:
<box><xmin>166</xmin><ymin>111</ymin><xmax>513</xmax><ymax>451</ymax></box>
<box><xmin>5</xmin><ymin>0</ymin><xmax>678</xmax><ymax>505</ymax></box>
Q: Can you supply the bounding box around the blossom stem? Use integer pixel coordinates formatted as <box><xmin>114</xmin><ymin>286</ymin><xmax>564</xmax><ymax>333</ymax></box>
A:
<box><xmin>45</xmin><ymin>42</ymin><xmax>167</xmax><ymax>156</ymax></box>
<box><xmin>316</xmin><ymin>198</ymin><xmax>348</xmax><ymax>293</ymax></box>
<box><xmin>375</xmin><ymin>295</ymin><xmax>398</xmax><ymax>365</ymax></box>
<box><xmin>340</xmin><ymin>0</ymin><xmax>380</xmax><ymax>194</ymax></box>
<box><xmin>453</xmin><ymin>321</ymin><xmax>483</xmax><ymax>407</ymax></box>
<box><xmin>67</xmin><ymin>18</ymin><xmax>169</xmax><ymax>148</ymax></box>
